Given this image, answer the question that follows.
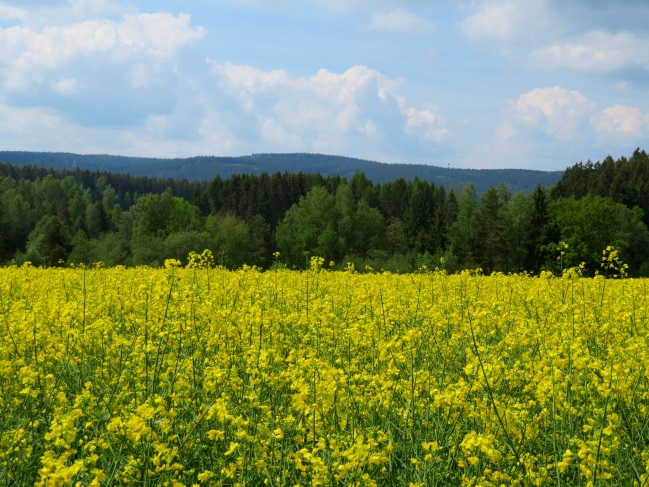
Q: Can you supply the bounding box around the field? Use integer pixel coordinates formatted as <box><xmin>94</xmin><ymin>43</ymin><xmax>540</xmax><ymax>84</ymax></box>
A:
<box><xmin>1</xmin><ymin>258</ymin><xmax>649</xmax><ymax>486</ymax></box>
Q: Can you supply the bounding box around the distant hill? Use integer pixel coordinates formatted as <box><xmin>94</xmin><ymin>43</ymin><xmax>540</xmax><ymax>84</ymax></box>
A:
<box><xmin>0</xmin><ymin>151</ymin><xmax>563</xmax><ymax>194</ymax></box>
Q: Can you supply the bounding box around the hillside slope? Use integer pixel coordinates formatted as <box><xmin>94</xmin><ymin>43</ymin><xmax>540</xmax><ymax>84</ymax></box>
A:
<box><xmin>0</xmin><ymin>151</ymin><xmax>564</xmax><ymax>193</ymax></box>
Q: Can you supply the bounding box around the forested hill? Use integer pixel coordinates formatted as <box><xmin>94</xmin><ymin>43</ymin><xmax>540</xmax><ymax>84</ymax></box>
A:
<box><xmin>0</xmin><ymin>151</ymin><xmax>563</xmax><ymax>194</ymax></box>
<box><xmin>3</xmin><ymin>149</ymin><xmax>649</xmax><ymax>275</ymax></box>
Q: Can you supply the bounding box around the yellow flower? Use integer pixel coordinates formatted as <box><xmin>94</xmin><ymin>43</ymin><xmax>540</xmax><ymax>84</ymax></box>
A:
<box><xmin>207</xmin><ymin>429</ymin><xmax>224</xmax><ymax>441</ymax></box>
<box><xmin>422</xmin><ymin>441</ymin><xmax>439</xmax><ymax>452</ymax></box>
<box><xmin>224</xmin><ymin>442</ymin><xmax>239</xmax><ymax>456</ymax></box>
<box><xmin>197</xmin><ymin>470</ymin><xmax>214</xmax><ymax>481</ymax></box>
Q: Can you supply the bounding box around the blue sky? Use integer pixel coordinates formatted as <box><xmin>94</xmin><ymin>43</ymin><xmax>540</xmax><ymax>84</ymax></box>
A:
<box><xmin>0</xmin><ymin>0</ymin><xmax>648</xmax><ymax>171</ymax></box>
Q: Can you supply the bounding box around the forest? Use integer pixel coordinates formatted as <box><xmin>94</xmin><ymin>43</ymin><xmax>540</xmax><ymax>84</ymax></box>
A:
<box><xmin>0</xmin><ymin>150</ymin><xmax>562</xmax><ymax>193</ymax></box>
<box><xmin>1</xmin><ymin>148</ymin><xmax>649</xmax><ymax>276</ymax></box>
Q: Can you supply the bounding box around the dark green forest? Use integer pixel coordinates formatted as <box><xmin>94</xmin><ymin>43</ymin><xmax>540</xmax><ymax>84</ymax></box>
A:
<box><xmin>2</xmin><ymin>149</ymin><xmax>649</xmax><ymax>275</ymax></box>
<box><xmin>0</xmin><ymin>151</ymin><xmax>562</xmax><ymax>194</ymax></box>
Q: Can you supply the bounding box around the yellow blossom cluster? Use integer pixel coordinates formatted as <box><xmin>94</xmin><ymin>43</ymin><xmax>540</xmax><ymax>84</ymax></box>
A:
<box><xmin>0</xmin><ymin>262</ymin><xmax>648</xmax><ymax>485</ymax></box>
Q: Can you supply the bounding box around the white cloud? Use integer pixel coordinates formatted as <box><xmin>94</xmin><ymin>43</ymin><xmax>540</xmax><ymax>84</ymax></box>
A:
<box><xmin>118</xmin><ymin>13</ymin><xmax>206</xmax><ymax>58</ymax></box>
<box><xmin>51</xmin><ymin>77</ymin><xmax>81</xmax><ymax>95</ymax></box>
<box><xmin>0</xmin><ymin>12</ymin><xmax>205</xmax><ymax>91</ymax></box>
<box><xmin>0</xmin><ymin>58</ymin><xmax>451</xmax><ymax>162</ymax></box>
<box><xmin>472</xmin><ymin>86</ymin><xmax>649</xmax><ymax>169</ymax></box>
<box><xmin>0</xmin><ymin>102</ymin><xmax>61</xmax><ymax>139</ymax></box>
<box><xmin>461</xmin><ymin>0</ymin><xmax>649</xmax><ymax>79</ymax></box>
<box><xmin>208</xmin><ymin>62</ymin><xmax>449</xmax><ymax>156</ymax></box>
<box><xmin>231</xmin><ymin>0</ymin><xmax>447</xmax><ymax>15</ymax></box>
<box><xmin>0</xmin><ymin>5</ymin><xmax>28</xmax><ymax>21</ymax></box>
<box><xmin>125</xmin><ymin>64</ymin><xmax>150</xmax><ymax>88</ymax></box>
<box><xmin>0</xmin><ymin>1</ymin><xmax>138</xmax><ymax>30</ymax></box>
<box><xmin>66</xmin><ymin>0</ymin><xmax>128</xmax><ymax>18</ymax></box>
<box><xmin>592</xmin><ymin>104</ymin><xmax>649</xmax><ymax>138</ymax></box>
<box><xmin>362</xmin><ymin>120</ymin><xmax>378</xmax><ymax>137</ymax></box>
<box><xmin>194</xmin><ymin>107</ymin><xmax>239</xmax><ymax>154</ymax></box>
<box><xmin>0</xmin><ymin>95</ymin><xmax>239</xmax><ymax>158</ymax></box>
<box><xmin>0</xmin><ymin>0</ymin><xmax>451</xmax><ymax>164</ymax></box>
<box><xmin>260</xmin><ymin>118</ymin><xmax>304</xmax><ymax>150</ymax></box>
<box><xmin>405</xmin><ymin>107</ymin><xmax>448</xmax><ymax>142</ymax></box>
<box><xmin>0</xmin><ymin>0</ymin><xmax>211</xmax><ymax>145</ymax></box>
<box><xmin>367</xmin><ymin>9</ymin><xmax>436</xmax><ymax>34</ymax></box>
<box><xmin>467</xmin><ymin>86</ymin><xmax>597</xmax><ymax>168</ymax></box>
<box><xmin>514</xmin><ymin>86</ymin><xmax>596</xmax><ymax>139</ymax></box>
<box><xmin>309</xmin><ymin>0</ymin><xmax>406</xmax><ymax>13</ymax></box>
<box><xmin>460</xmin><ymin>0</ymin><xmax>563</xmax><ymax>47</ymax></box>
<box><xmin>529</xmin><ymin>31</ymin><xmax>649</xmax><ymax>75</ymax></box>
<box><xmin>217</xmin><ymin>63</ymin><xmax>289</xmax><ymax>92</ymax></box>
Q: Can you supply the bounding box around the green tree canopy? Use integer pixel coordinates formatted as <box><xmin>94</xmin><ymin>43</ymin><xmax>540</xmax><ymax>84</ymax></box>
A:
<box><xmin>550</xmin><ymin>195</ymin><xmax>649</xmax><ymax>274</ymax></box>
<box><xmin>25</xmin><ymin>215</ymin><xmax>71</xmax><ymax>266</ymax></box>
<box><xmin>275</xmin><ymin>186</ymin><xmax>340</xmax><ymax>267</ymax></box>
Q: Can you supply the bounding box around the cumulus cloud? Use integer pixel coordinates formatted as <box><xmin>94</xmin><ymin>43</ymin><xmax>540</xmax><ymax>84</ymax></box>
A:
<box><xmin>0</xmin><ymin>0</ymin><xmax>211</xmax><ymax>144</ymax></box>
<box><xmin>0</xmin><ymin>11</ymin><xmax>205</xmax><ymax>92</ymax></box>
<box><xmin>0</xmin><ymin>0</ymin><xmax>206</xmax><ymax>132</ymax></box>
<box><xmin>367</xmin><ymin>9</ymin><xmax>436</xmax><ymax>34</ymax></box>
<box><xmin>309</xmin><ymin>0</ymin><xmax>409</xmax><ymax>13</ymax></box>
<box><xmin>0</xmin><ymin>0</ymin><xmax>452</xmax><ymax>162</ymax></box>
<box><xmin>0</xmin><ymin>4</ymin><xmax>28</xmax><ymax>21</ymax></box>
<box><xmin>460</xmin><ymin>0</ymin><xmax>564</xmax><ymax>47</ymax></box>
<box><xmin>473</xmin><ymin>85</ymin><xmax>649</xmax><ymax>169</ymax></box>
<box><xmin>462</xmin><ymin>86</ymin><xmax>598</xmax><ymax>169</ymax></box>
<box><xmin>229</xmin><ymin>0</ymin><xmax>412</xmax><ymax>13</ymax></box>
<box><xmin>592</xmin><ymin>104</ymin><xmax>649</xmax><ymax>138</ymax></box>
<box><xmin>232</xmin><ymin>0</ymin><xmax>449</xmax><ymax>15</ymax></box>
<box><xmin>461</xmin><ymin>0</ymin><xmax>649</xmax><ymax>79</ymax></box>
<box><xmin>510</xmin><ymin>86</ymin><xmax>649</xmax><ymax>145</ymax></box>
<box><xmin>404</xmin><ymin>107</ymin><xmax>448</xmax><ymax>142</ymax></box>
<box><xmin>208</xmin><ymin>62</ymin><xmax>449</xmax><ymax>156</ymax></box>
<box><xmin>118</xmin><ymin>13</ymin><xmax>206</xmax><ymax>57</ymax></box>
<box><xmin>513</xmin><ymin>86</ymin><xmax>596</xmax><ymax>139</ymax></box>
<box><xmin>529</xmin><ymin>31</ymin><xmax>649</xmax><ymax>75</ymax></box>
<box><xmin>0</xmin><ymin>56</ymin><xmax>451</xmax><ymax>161</ymax></box>
<box><xmin>461</xmin><ymin>0</ymin><xmax>649</xmax><ymax>46</ymax></box>
<box><xmin>210</xmin><ymin>63</ymin><xmax>289</xmax><ymax>112</ymax></box>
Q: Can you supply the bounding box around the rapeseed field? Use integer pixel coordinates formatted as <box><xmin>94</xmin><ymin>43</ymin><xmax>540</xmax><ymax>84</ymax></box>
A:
<box><xmin>1</xmin><ymin>255</ymin><xmax>649</xmax><ymax>486</ymax></box>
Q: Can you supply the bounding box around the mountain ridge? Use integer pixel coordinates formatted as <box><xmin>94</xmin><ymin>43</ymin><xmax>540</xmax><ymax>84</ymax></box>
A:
<box><xmin>0</xmin><ymin>150</ymin><xmax>564</xmax><ymax>194</ymax></box>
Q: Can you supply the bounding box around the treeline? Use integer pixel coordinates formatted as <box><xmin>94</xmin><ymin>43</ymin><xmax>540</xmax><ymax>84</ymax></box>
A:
<box><xmin>2</xmin><ymin>150</ymin><xmax>649</xmax><ymax>275</ymax></box>
<box><xmin>0</xmin><ymin>150</ymin><xmax>564</xmax><ymax>191</ymax></box>
<box><xmin>0</xmin><ymin>163</ymin><xmax>206</xmax><ymax>203</ymax></box>
<box><xmin>552</xmin><ymin>148</ymin><xmax>649</xmax><ymax>227</ymax></box>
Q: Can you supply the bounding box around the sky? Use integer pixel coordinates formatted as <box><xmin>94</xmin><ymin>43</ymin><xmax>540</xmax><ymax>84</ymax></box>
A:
<box><xmin>0</xmin><ymin>1</ymin><xmax>648</xmax><ymax>171</ymax></box>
